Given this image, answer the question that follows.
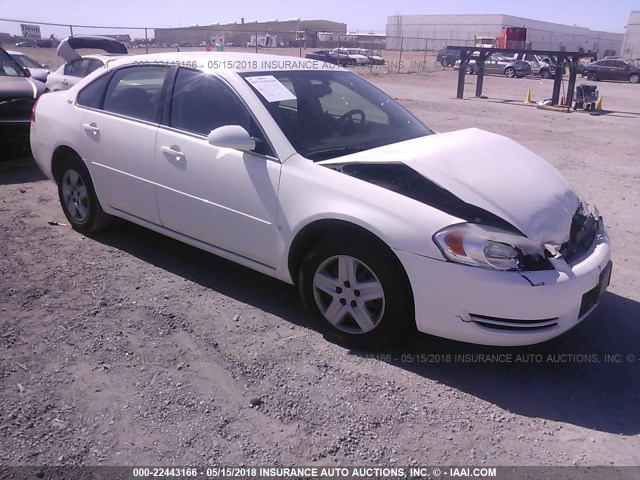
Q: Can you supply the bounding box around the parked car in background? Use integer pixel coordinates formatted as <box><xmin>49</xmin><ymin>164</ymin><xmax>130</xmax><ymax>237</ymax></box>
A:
<box><xmin>455</xmin><ymin>53</ymin><xmax>531</xmax><ymax>78</ymax></box>
<box><xmin>331</xmin><ymin>48</ymin><xmax>370</xmax><ymax>66</ymax></box>
<box><xmin>46</xmin><ymin>36</ymin><xmax>127</xmax><ymax>91</ymax></box>
<box><xmin>349</xmin><ymin>48</ymin><xmax>384</xmax><ymax>65</ymax></box>
<box><xmin>31</xmin><ymin>52</ymin><xmax>610</xmax><ymax>348</ymax></box>
<box><xmin>0</xmin><ymin>46</ymin><xmax>46</xmax><ymax>157</ymax></box>
<box><xmin>305</xmin><ymin>50</ymin><xmax>354</xmax><ymax>66</ymax></box>
<box><xmin>7</xmin><ymin>50</ymin><xmax>51</xmax><ymax>82</ymax></box>
<box><xmin>582</xmin><ymin>59</ymin><xmax>640</xmax><ymax>83</ymax></box>
<box><xmin>512</xmin><ymin>53</ymin><xmax>561</xmax><ymax>79</ymax></box>
<box><xmin>436</xmin><ymin>46</ymin><xmax>461</xmax><ymax>67</ymax></box>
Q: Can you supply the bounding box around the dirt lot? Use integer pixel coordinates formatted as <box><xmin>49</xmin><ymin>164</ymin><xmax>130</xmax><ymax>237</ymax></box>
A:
<box><xmin>1</xmin><ymin>61</ymin><xmax>640</xmax><ymax>469</ymax></box>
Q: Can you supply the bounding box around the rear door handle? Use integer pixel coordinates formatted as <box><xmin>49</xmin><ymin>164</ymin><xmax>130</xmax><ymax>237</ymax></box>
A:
<box><xmin>83</xmin><ymin>122</ymin><xmax>100</xmax><ymax>134</ymax></box>
<box><xmin>160</xmin><ymin>145</ymin><xmax>185</xmax><ymax>161</ymax></box>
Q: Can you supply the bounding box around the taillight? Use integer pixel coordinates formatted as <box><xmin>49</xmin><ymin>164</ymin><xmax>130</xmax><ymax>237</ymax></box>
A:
<box><xmin>31</xmin><ymin>97</ymin><xmax>40</xmax><ymax>123</ymax></box>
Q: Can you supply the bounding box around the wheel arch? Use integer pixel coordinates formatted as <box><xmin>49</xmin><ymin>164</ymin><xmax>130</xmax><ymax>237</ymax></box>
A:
<box><xmin>51</xmin><ymin>145</ymin><xmax>83</xmax><ymax>183</ymax></box>
<box><xmin>287</xmin><ymin>219</ymin><xmax>415</xmax><ymax>311</ymax></box>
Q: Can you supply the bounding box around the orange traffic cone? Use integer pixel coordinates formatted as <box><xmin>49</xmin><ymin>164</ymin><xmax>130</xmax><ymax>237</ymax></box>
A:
<box><xmin>596</xmin><ymin>95</ymin><xmax>603</xmax><ymax>110</ymax></box>
<box><xmin>524</xmin><ymin>89</ymin><xmax>532</xmax><ymax>103</ymax></box>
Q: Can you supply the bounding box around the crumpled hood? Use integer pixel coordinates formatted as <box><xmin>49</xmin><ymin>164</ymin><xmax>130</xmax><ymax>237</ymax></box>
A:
<box><xmin>320</xmin><ymin>128</ymin><xmax>579</xmax><ymax>245</ymax></box>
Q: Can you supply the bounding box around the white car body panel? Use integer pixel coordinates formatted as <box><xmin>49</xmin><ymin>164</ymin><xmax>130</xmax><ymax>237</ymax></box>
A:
<box><xmin>154</xmin><ymin>127</ymin><xmax>282</xmax><ymax>266</ymax></box>
<box><xmin>30</xmin><ymin>52</ymin><xmax>611</xmax><ymax>346</ymax></box>
<box><xmin>79</xmin><ymin>109</ymin><xmax>161</xmax><ymax>224</ymax></box>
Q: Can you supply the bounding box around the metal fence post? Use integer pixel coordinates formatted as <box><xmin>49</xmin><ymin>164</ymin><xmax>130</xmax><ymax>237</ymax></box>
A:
<box><xmin>69</xmin><ymin>25</ymin><xmax>74</xmax><ymax>36</ymax></box>
<box><xmin>398</xmin><ymin>36</ymin><xmax>403</xmax><ymax>73</ymax></box>
<box><xmin>145</xmin><ymin>28</ymin><xmax>149</xmax><ymax>54</ymax></box>
<box><xmin>423</xmin><ymin>38</ymin><xmax>428</xmax><ymax>70</ymax></box>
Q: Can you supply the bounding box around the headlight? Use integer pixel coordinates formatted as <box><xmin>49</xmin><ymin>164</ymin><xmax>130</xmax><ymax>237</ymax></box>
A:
<box><xmin>433</xmin><ymin>223</ymin><xmax>548</xmax><ymax>271</ymax></box>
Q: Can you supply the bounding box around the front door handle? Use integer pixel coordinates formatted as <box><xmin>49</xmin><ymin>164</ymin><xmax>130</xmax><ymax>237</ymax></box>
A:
<box><xmin>160</xmin><ymin>145</ymin><xmax>185</xmax><ymax>161</ymax></box>
<box><xmin>83</xmin><ymin>122</ymin><xmax>100</xmax><ymax>135</ymax></box>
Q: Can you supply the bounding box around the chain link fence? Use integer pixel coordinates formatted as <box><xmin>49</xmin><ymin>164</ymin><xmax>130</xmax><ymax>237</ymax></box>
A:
<box><xmin>0</xmin><ymin>17</ymin><xmax>609</xmax><ymax>75</ymax></box>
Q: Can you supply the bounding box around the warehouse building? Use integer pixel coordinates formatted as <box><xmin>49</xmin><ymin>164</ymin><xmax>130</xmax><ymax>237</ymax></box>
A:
<box><xmin>622</xmin><ymin>11</ymin><xmax>640</xmax><ymax>59</ymax></box>
<box><xmin>155</xmin><ymin>19</ymin><xmax>346</xmax><ymax>48</ymax></box>
<box><xmin>386</xmin><ymin>14</ymin><xmax>624</xmax><ymax>55</ymax></box>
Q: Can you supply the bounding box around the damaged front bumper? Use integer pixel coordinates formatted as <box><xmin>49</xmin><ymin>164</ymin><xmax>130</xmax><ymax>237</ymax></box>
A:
<box><xmin>397</xmin><ymin>223</ymin><xmax>611</xmax><ymax>346</ymax></box>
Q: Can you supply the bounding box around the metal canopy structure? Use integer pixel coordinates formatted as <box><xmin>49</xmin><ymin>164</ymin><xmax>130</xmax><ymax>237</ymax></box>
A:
<box><xmin>449</xmin><ymin>46</ymin><xmax>597</xmax><ymax>107</ymax></box>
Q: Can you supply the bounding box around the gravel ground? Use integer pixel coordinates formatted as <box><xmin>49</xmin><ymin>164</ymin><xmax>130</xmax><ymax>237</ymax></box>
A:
<box><xmin>1</xmin><ymin>68</ymin><xmax>639</xmax><ymax>468</ymax></box>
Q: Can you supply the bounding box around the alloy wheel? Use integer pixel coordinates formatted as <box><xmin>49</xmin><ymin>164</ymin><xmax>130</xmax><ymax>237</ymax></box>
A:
<box><xmin>312</xmin><ymin>255</ymin><xmax>385</xmax><ymax>334</ymax></box>
<box><xmin>61</xmin><ymin>169</ymin><xmax>89</xmax><ymax>223</ymax></box>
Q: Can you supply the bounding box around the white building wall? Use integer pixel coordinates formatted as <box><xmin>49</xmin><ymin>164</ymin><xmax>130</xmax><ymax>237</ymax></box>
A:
<box><xmin>622</xmin><ymin>11</ymin><xmax>640</xmax><ymax>59</ymax></box>
<box><xmin>386</xmin><ymin>14</ymin><xmax>624</xmax><ymax>54</ymax></box>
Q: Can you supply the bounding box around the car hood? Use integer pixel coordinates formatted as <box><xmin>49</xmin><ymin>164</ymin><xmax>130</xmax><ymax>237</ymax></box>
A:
<box><xmin>57</xmin><ymin>36</ymin><xmax>128</xmax><ymax>62</ymax></box>
<box><xmin>0</xmin><ymin>76</ymin><xmax>45</xmax><ymax>98</ymax></box>
<box><xmin>318</xmin><ymin>128</ymin><xmax>579</xmax><ymax>245</ymax></box>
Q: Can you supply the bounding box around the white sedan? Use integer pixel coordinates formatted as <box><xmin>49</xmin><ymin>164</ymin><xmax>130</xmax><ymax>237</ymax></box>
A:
<box><xmin>30</xmin><ymin>52</ymin><xmax>612</xmax><ymax>347</ymax></box>
<box><xmin>45</xmin><ymin>36</ymin><xmax>127</xmax><ymax>91</ymax></box>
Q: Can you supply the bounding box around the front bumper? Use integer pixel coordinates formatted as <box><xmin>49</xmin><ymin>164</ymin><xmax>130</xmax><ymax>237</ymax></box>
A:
<box><xmin>396</xmin><ymin>225</ymin><xmax>611</xmax><ymax>346</ymax></box>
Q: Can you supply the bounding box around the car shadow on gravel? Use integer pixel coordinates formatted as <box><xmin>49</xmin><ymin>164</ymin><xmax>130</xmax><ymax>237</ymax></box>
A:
<box><xmin>88</xmin><ymin>221</ymin><xmax>639</xmax><ymax>436</ymax></box>
<box><xmin>369</xmin><ymin>291</ymin><xmax>640</xmax><ymax>435</ymax></box>
<box><xmin>88</xmin><ymin>220</ymin><xmax>308</xmax><ymax>326</ymax></box>
<box><xmin>0</xmin><ymin>162</ymin><xmax>46</xmax><ymax>185</ymax></box>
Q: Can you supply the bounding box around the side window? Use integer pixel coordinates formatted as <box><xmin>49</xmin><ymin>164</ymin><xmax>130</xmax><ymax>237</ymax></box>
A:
<box><xmin>77</xmin><ymin>72</ymin><xmax>112</xmax><ymax>109</ymax></box>
<box><xmin>64</xmin><ymin>59</ymin><xmax>83</xmax><ymax>76</ymax></box>
<box><xmin>170</xmin><ymin>69</ymin><xmax>252</xmax><ymax>135</ymax></box>
<box><xmin>86</xmin><ymin>59</ymin><xmax>104</xmax><ymax>75</ymax></box>
<box><xmin>103</xmin><ymin>66</ymin><xmax>169</xmax><ymax>122</ymax></box>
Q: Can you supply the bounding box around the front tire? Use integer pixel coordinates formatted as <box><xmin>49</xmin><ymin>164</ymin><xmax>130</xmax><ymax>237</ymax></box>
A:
<box><xmin>630</xmin><ymin>73</ymin><xmax>640</xmax><ymax>84</ymax></box>
<box><xmin>540</xmin><ymin>68</ymin><xmax>551</xmax><ymax>79</ymax></box>
<box><xmin>56</xmin><ymin>157</ymin><xmax>110</xmax><ymax>233</ymax></box>
<box><xmin>299</xmin><ymin>237</ymin><xmax>413</xmax><ymax>348</ymax></box>
<box><xmin>464</xmin><ymin>64</ymin><xmax>474</xmax><ymax>75</ymax></box>
<box><xmin>586</xmin><ymin>72</ymin><xmax>597</xmax><ymax>81</ymax></box>
<box><xmin>505</xmin><ymin>67</ymin><xmax>516</xmax><ymax>78</ymax></box>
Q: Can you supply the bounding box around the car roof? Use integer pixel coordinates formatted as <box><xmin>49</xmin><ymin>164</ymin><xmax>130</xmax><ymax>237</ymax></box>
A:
<box><xmin>108</xmin><ymin>52</ymin><xmax>348</xmax><ymax>72</ymax></box>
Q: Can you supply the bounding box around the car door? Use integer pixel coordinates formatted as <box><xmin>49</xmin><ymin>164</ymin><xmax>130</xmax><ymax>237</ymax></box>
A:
<box><xmin>598</xmin><ymin>60</ymin><xmax>615</xmax><ymax>80</ymax></box>
<box><xmin>155</xmin><ymin>68</ymin><xmax>281</xmax><ymax>266</ymax></box>
<box><xmin>612</xmin><ymin>60</ymin><xmax>629</xmax><ymax>81</ymax></box>
<box><xmin>77</xmin><ymin>65</ymin><xmax>172</xmax><ymax>223</ymax></box>
<box><xmin>484</xmin><ymin>55</ymin><xmax>499</xmax><ymax>74</ymax></box>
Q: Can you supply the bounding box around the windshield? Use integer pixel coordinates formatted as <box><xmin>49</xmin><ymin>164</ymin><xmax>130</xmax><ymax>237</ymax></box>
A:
<box><xmin>0</xmin><ymin>49</ymin><xmax>27</xmax><ymax>77</ymax></box>
<box><xmin>12</xmin><ymin>54</ymin><xmax>44</xmax><ymax>69</ymax></box>
<box><xmin>241</xmin><ymin>70</ymin><xmax>432</xmax><ymax>161</ymax></box>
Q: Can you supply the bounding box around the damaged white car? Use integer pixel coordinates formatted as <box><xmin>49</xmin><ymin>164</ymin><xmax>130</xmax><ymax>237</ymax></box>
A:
<box><xmin>30</xmin><ymin>53</ymin><xmax>611</xmax><ymax>347</ymax></box>
<box><xmin>45</xmin><ymin>36</ymin><xmax>127</xmax><ymax>91</ymax></box>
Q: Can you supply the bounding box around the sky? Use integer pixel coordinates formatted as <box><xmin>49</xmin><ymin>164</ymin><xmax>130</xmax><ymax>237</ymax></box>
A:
<box><xmin>0</xmin><ymin>0</ymin><xmax>636</xmax><ymax>39</ymax></box>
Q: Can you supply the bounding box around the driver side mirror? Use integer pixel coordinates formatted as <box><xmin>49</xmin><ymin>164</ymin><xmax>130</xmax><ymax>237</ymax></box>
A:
<box><xmin>23</xmin><ymin>68</ymin><xmax>31</xmax><ymax>78</ymax></box>
<box><xmin>207</xmin><ymin>125</ymin><xmax>256</xmax><ymax>151</ymax></box>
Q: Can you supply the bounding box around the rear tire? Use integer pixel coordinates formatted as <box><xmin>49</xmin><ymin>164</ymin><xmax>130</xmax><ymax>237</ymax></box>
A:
<box><xmin>56</xmin><ymin>156</ymin><xmax>110</xmax><ymax>233</ymax></box>
<box><xmin>464</xmin><ymin>65</ymin><xmax>474</xmax><ymax>75</ymax></box>
<box><xmin>299</xmin><ymin>236</ymin><xmax>413</xmax><ymax>348</ymax></box>
<box><xmin>540</xmin><ymin>68</ymin><xmax>551</xmax><ymax>79</ymax></box>
<box><xmin>505</xmin><ymin>67</ymin><xmax>516</xmax><ymax>78</ymax></box>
